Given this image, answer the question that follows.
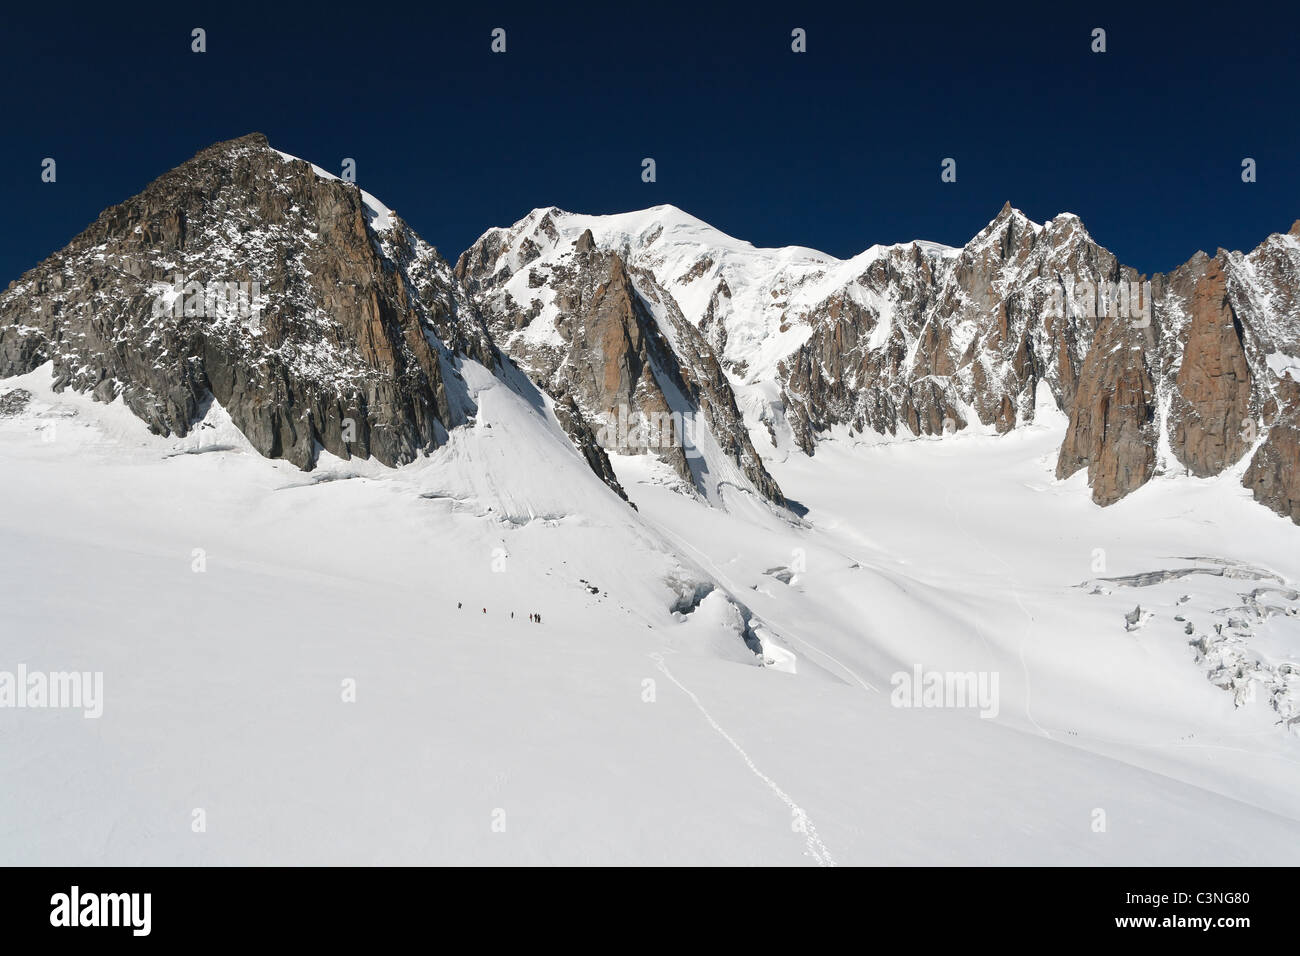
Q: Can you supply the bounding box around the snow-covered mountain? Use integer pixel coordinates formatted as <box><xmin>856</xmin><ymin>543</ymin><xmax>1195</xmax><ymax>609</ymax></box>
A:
<box><xmin>2</xmin><ymin>135</ymin><xmax>1299</xmax><ymax>865</ymax></box>
<box><xmin>4</xmin><ymin>134</ymin><xmax>1296</xmax><ymax>523</ymax></box>
<box><xmin>462</xmin><ymin>202</ymin><xmax>1300</xmax><ymax>523</ymax></box>
<box><xmin>0</xmin><ymin>133</ymin><xmax>497</xmax><ymax>470</ymax></box>
<box><xmin>455</xmin><ymin>207</ymin><xmax>784</xmax><ymax>508</ymax></box>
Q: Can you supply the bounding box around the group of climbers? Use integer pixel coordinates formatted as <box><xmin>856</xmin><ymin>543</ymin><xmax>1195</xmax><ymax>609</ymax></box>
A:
<box><xmin>456</xmin><ymin>602</ymin><xmax>541</xmax><ymax>623</ymax></box>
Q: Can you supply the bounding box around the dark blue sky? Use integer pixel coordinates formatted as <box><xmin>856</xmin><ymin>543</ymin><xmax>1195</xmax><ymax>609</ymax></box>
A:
<box><xmin>3</xmin><ymin>2</ymin><xmax>1297</xmax><ymax>282</ymax></box>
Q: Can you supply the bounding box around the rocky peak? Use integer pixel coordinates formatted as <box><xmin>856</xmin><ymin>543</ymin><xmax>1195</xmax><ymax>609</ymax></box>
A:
<box><xmin>458</xmin><ymin>212</ymin><xmax>785</xmax><ymax>507</ymax></box>
<box><xmin>0</xmin><ymin>133</ymin><xmax>495</xmax><ymax>470</ymax></box>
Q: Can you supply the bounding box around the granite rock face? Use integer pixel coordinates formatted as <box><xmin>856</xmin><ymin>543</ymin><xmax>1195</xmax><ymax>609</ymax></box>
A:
<box><xmin>1166</xmin><ymin>257</ymin><xmax>1253</xmax><ymax>477</ymax></box>
<box><xmin>1054</xmin><ymin>313</ymin><xmax>1157</xmax><ymax>506</ymax></box>
<box><xmin>0</xmin><ymin>133</ymin><xmax>494</xmax><ymax>470</ymax></box>
<box><xmin>1245</xmin><ymin>375</ymin><xmax>1300</xmax><ymax>523</ymax></box>
<box><xmin>456</xmin><ymin>209</ymin><xmax>784</xmax><ymax>506</ymax></box>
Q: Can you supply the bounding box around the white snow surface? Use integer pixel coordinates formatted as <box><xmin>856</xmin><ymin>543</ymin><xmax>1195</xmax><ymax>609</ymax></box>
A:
<box><xmin>3</xmin><ymin>359</ymin><xmax>1299</xmax><ymax>865</ymax></box>
<box><xmin>1265</xmin><ymin>351</ymin><xmax>1300</xmax><ymax>381</ymax></box>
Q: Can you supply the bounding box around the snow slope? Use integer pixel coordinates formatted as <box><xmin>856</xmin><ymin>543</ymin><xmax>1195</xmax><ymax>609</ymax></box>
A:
<box><xmin>3</xmin><ymin>356</ymin><xmax>1299</xmax><ymax>865</ymax></box>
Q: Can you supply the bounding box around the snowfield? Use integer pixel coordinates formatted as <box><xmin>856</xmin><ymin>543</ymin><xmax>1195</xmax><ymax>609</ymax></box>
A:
<box><xmin>1</xmin><ymin>360</ymin><xmax>1299</xmax><ymax>866</ymax></box>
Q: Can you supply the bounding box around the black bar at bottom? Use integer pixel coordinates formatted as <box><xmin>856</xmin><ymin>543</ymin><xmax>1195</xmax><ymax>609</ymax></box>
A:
<box><xmin>0</xmin><ymin>866</ymin><xmax>1279</xmax><ymax>943</ymax></box>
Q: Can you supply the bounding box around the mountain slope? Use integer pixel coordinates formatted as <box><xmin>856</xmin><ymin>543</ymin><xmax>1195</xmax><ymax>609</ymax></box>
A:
<box><xmin>3</xmin><ymin>357</ymin><xmax>1299</xmax><ymax>864</ymax></box>
<box><xmin>0</xmin><ymin>133</ymin><xmax>495</xmax><ymax>470</ymax></box>
<box><xmin>456</xmin><ymin>208</ymin><xmax>784</xmax><ymax>508</ymax></box>
<box><xmin>464</xmin><ymin>203</ymin><xmax>1300</xmax><ymax>523</ymax></box>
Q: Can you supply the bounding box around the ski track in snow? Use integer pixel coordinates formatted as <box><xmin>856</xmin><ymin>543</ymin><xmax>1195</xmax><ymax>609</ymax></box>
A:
<box><xmin>649</xmin><ymin>652</ymin><xmax>837</xmax><ymax>866</ymax></box>
<box><xmin>943</xmin><ymin>484</ymin><xmax>1052</xmax><ymax>739</ymax></box>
